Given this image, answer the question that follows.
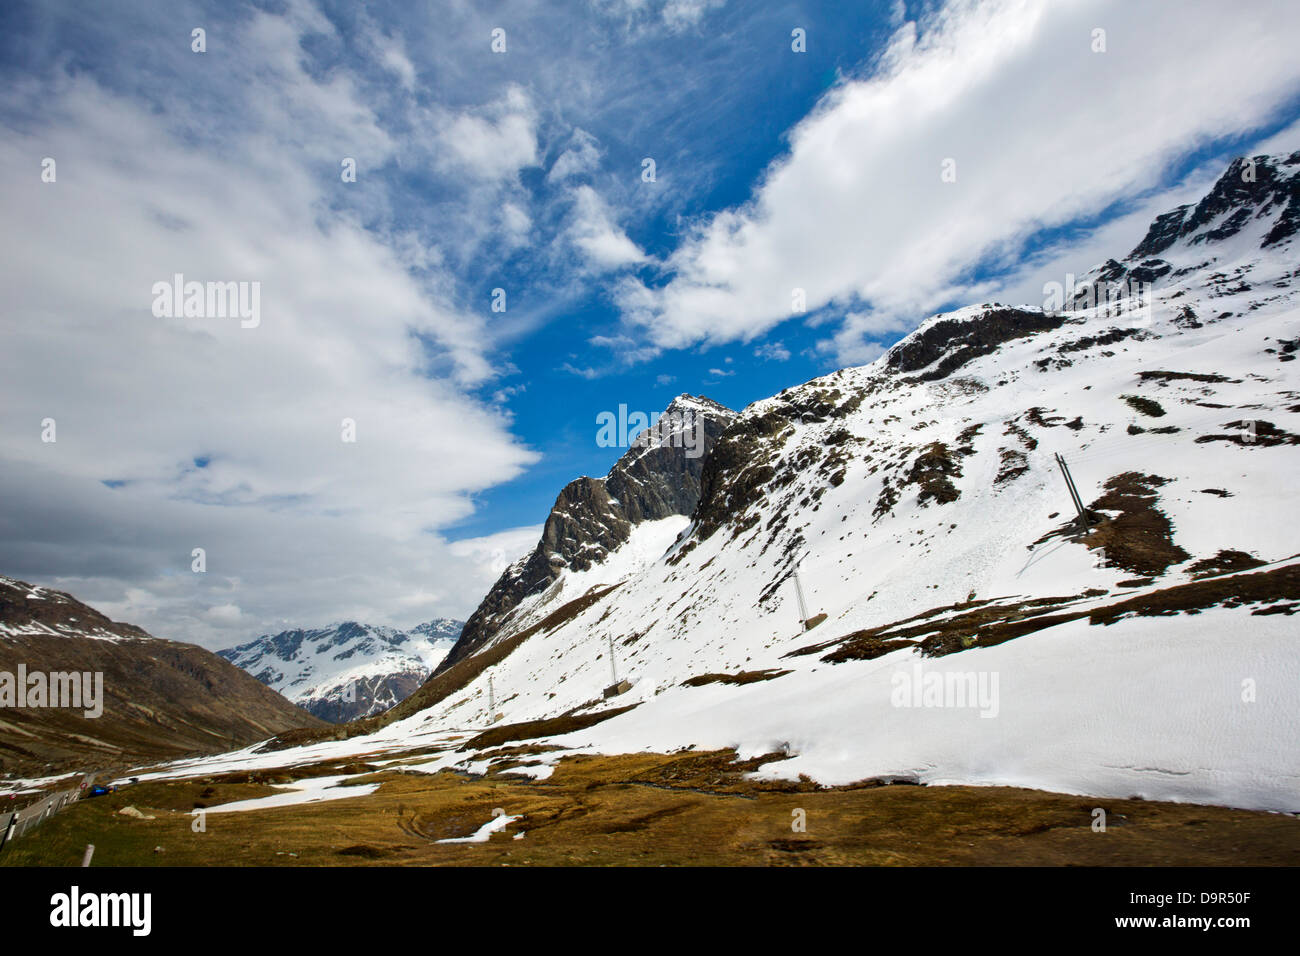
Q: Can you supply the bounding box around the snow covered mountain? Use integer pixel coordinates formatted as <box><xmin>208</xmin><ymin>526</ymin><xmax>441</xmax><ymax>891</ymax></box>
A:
<box><xmin>282</xmin><ymin>152</ymin><xmax>1300</xmax><ymax>813</ymax></box>
<box><xmin>219</xmin><ymin>619</ymin><xmax>463</xmax><ymax>723</ymax></box>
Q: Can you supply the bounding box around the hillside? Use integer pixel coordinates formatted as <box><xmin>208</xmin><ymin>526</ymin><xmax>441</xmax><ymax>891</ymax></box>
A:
<box><xmin>440</xmin><ymin>394</ymin><xmax>736</xmax><ymax>673</ymax></box>
<box><xmin>0</xmin><ymin>575</ymin><xmax>325</xmax><ymax>779</ymax></box>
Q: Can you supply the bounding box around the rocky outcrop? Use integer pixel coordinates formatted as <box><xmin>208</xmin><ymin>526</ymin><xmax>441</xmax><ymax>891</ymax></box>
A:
<box><xmin>1130</xmin><ymin>151</ymin><xmax>1300</xmax><ymax>257</ymax></box>
<box><xmin>438</xmin><ymin>394</ymin><xmax>736</xmax><ymax>671</ymax></box>
<box><xmin>886</xmin><ymin>307</ymin><xmax>1066</xmax><ymax>382</ymax></box>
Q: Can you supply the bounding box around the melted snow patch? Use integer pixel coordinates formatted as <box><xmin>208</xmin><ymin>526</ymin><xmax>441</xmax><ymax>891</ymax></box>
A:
<box><xmin>204</xmin><ymin>774</ymin><xmax>379</xmax><ymax>814</ymax></box>
<box><xmin>436</xmin><ymin>812</ymin><xmax>520</xmax><ymax>843</ymax></box>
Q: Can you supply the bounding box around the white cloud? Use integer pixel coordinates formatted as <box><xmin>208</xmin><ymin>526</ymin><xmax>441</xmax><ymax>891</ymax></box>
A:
<box><xmin>560</xmin><ymin>362</ymin><xmax>603</xmax><ymax>380</ymax></box>
<box><xmin>548</xmin><ymin>128</ymin><xmax>604</xmax><ymax>182</ymax></box>
<box><xmin>754</xmin><ymin>341</ymin><xmax>791</xmax><ymax>361</ymax></box>
<box><xmin>592</xmin><ymin>0</ymin><xmax>725</xmax><ymax>34</ymax></box>
<box><xmin>432</xmin><ymin>86</ymin><xmax>540</xmax><ymax>182</ymax></box>
<box><xmin>500</xmin><ymin>201</ymin><xmax>533</xmax><ymax>248</ymax></box>
<box><xmin>371</xmin><ymin>31</ymin><xmax>418</xmax><ymax>92</ymax></box>
<box><xmin>449</xmin><ymin>525</ymin><xmax>544</xmax><ymax>579</ymax></box>
<box><xmin>205</xmin><ymin>604</ymin><xmax>244</xmax><ymax>626</ymax></box>
<box><xmin>661</xmin><ymin>0</ymin><xmax>725</xmax><ymax>31</ymax></box>
<box><xmin>618</xmin><ymin>0</ymin><xmax>1300</xmax><ymax>363</ymax></box>
<box><xmin>568</xmin><ymin>185</ymin><xmax>649</xmax><ymax>269</ymax></box>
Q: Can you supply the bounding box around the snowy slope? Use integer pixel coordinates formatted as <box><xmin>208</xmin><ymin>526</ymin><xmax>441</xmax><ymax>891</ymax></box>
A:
<box><xmin>218</xmin><ymin>619</ymin><xmax>462</xmax><ymax>722</ymax></box>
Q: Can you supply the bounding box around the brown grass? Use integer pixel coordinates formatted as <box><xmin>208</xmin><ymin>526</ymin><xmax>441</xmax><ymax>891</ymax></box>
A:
<box><xmin>1186</xmin><ymin>550</ymin><xmax>1268</xmax><ymax>579</ymax></box>
<box><xmin>681</xmin><ymin>669</ymin><xmax>792</xmax><ymax>688</ymax></box>
<box><xmin>1121</xmin><ymin>394</ymin><xmax>1167</xmax><ymax>418</ymax></box>
<box><xmin>1082</xmin><ymin>472</ymin><xmax>1190</xmax><ymax>577</ymax></box>
<box><xmin>5</xmin><ymin>749</ymin><xmax>1296</xmax><ymax>867</ymax></box>
<box><xmin>458</xmin><ymin>704</ymin><xmax>639</xmax><ymax>752</ymax></box>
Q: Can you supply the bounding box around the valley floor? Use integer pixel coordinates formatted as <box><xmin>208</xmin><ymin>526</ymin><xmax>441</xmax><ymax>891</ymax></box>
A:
<box><xmin>4</xmin><ymin>750</ymin><xmax>1298</xmax><ymax>867</ymax></box>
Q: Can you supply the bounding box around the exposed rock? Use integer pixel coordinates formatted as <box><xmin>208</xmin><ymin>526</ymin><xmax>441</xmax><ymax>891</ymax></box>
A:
<box><xmin>439</xmin><ymin>395</ymin><xmax>736</xmax><ymax>671</ymax></box>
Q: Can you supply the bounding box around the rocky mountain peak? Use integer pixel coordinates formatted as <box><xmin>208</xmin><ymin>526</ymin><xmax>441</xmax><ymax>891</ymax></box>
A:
<box><xmin>0</xmin><ymin>575</ymin><xmax>154</xmax><ymax>643</ymax></box>
<box><xmin>885</xmin><ymin>306</ymin><xmax>1067</xmax><ymax>383</ymax></box>
<box><xmin>1130</xmin><ymin>151</ymin><xmax>1300</xmax><ymax>259</ymax></box>
<box><xmin>438</xmin><ymin>394</ymin><xmax>737</xmax><ymax>671</ymax></box>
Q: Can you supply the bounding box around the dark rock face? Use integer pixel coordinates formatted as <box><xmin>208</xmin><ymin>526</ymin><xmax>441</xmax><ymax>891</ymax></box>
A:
<box><xmin>438</xmin><ymin>395</ymin><xmax>736</xmax><ymax>671</ymax></box>
<box><xmin>681</xmin><ymin>382</ymin><xmax>868</xmax><ymax>562</ymax></box>
<box><xmin>305</xmin><ymin>670</ymin><xmax>426</xmax><ymax>723</ymax></box>
<box><xmin>1127</xmin><ymin>259</ymin><xmax>1173</xmax><ymax>284</ymax></box>
<box><xmin>1130</xmin><ymin>206</ymin><xmax>1193</xmax><ymax>260</ymax></box>
<box><xmin>886</xmin><ymin>307</ymin><xmax>1066</xmax><ymax>382</ymax></box>
<box><xmin>685</xmin><ymin>412</ymin><xmax>786</xmax><ymax>551</ymax></box>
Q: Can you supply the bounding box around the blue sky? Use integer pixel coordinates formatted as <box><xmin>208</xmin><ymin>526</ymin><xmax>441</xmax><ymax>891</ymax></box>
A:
<box><xmin>3</xmin><ymin>0</ymin><xmax>1300</xmax><ymax>646</ymax></box>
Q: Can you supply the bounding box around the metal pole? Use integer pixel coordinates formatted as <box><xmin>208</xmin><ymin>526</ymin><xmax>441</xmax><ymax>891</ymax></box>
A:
<box><xmin>607</xmin><ymin>635</ymin><xmax>618</xmax><ymax>684</ymax></box>
<box><xmin>487</xmin><ymin>674</ymin><xmax>495</xmax><ymax>717</ymax></box>
<box><xmin>792</xmin><ymin>561</ymin><xmax>809</xmax><ymax>630</ymax></box>
<box><xmin>1055</xmin><ymin>454</ymin><xmax>1089</xmax><ymax>533</ymax></box>
<box><xmin>1064</xmin><ymin>458</ymin><xmax>1090</xmax><ymax>533</ymax></box>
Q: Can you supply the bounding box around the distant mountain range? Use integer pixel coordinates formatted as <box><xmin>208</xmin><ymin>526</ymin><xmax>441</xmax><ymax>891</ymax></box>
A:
<box><xmin>0</xmin><ymin>575</ymin><xmax>323</xmax><ymax>779</ymax></box>
<box><xmin>218</xmin><ymin>619</ymin><xmax>463</xmax><ymax>722</ymax></box>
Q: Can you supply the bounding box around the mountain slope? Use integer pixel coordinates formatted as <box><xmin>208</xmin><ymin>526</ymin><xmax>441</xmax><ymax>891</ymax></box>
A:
<box><xmin>359</xmin><ymin>152</ymin><xmax>1300</xmax><ymax>811</ymax></box>
<box><xmin>218</xmin><ymin>619</ymin><xmax>462</xmax><ymax>722</ymax></box>
<box><xmin>438</xmin><ymin>394</ymin><xmax>736</xmax><ymax>673</ymax></box>
<box><xmin>0</xmin><ymin>575</ymin><xmax>324</xmax><ymax>779</ymax></box>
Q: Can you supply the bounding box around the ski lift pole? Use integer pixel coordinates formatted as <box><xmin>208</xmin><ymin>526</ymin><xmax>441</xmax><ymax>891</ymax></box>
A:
<box><xmin>1054</xmin><ymin>453</ymin><xmax>1090</xmax><ymax>533</ymax></box>
<box><xmin>792</xmin><ymin>559</ymin><xmax>810</xmax><ymax>630</ymax></box>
